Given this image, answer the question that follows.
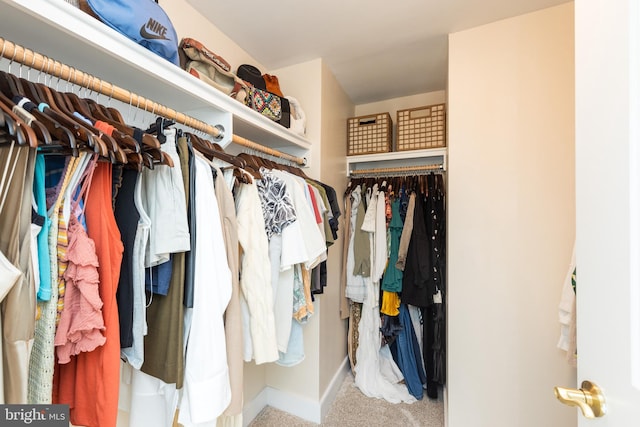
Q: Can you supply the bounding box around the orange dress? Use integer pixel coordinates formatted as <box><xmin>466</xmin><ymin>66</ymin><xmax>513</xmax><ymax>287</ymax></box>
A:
<box><xmin>55</xmin><ymin>162</ymin><xmax>123</xmax><ymax>427</ymax></box>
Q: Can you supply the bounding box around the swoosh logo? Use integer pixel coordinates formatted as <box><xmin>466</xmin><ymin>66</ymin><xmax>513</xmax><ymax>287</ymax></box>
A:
<box><xmin>140</xmin><ymin>25</ymin><xmax>169</xmax><ymax>41</ymax></box>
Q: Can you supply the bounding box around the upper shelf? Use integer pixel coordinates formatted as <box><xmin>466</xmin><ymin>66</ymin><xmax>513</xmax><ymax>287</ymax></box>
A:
<box><xmin>346</xmin><ymin>147</ymin><xmax>447</xmax><ymax>175</ymax></box>
<box><xmin>0</xmin><ymin>0</ymin><xmax>311</xmax><ymax>154</ymax></box>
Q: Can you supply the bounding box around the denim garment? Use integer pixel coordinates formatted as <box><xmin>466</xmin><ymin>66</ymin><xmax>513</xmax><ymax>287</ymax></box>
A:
<box><xmin>390</xmin><ymin>303</ymin><xmax>426</xmax><ymax>400</ymax></box>
<box><xmin>276</xmin><ymin>319</ymin><xmax>305</xmax><ymax>367</ymax></box>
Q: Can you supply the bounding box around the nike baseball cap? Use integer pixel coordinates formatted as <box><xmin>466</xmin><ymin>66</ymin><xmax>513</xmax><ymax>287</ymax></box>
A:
<box><xmin>85</xmin><ymin>0</ymin><xmax>180</xmax><ymax>66</ymax></box>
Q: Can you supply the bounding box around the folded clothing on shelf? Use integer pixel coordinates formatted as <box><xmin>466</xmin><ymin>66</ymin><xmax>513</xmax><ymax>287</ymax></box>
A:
<box><xmin>286</xmin><ymin>96</ymin><xmax>306</xmax><ymax>136</ymax></box>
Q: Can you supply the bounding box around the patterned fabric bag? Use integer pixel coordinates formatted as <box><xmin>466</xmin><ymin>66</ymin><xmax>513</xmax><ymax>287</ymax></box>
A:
<box><xmin>244</xmin><ymin>86</ymin><xmax>282</xmax><ymax>121</ymax></box>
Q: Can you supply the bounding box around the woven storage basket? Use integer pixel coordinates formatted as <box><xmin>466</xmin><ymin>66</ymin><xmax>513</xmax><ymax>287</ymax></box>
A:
<box><xmin>347</xmin><ymin>113</ymin><xmax>391</xmax><ymax>155</ymax></box>
<box><xmin>396</xmin><ymin>104</ymin><xmax>446</xmax><ymax>151</ymax></box>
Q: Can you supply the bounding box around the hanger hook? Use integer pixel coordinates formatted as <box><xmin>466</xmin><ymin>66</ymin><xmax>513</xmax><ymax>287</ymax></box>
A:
<box><xmin>75</xmin><ymin>69</ymin><xmax>82</xmax><ymax>94</ymax></box>
<box><xmin>48</xmin><ymin>59</ymin><xmax>55</xmax><ymax>86</ymax></box>
<box><xmin>54</xmin><ymin>61</ymin><xmax>62</xmax><ymax>90</ymax></box>
<box><xmin>19</xmin><ymin>45</ymin><xmax>27</xmax><ymax>78</ymax></box>
<box><xmin>70</xmin><ymin>68</ymin><xmax>76</xmax><ymax>93</ymax></box>
<box><xmin>91</xmin><ymin>76</ymin><xmax>99</xmax><ymax>100</ymax></box>
<box><xmin>83</xmin><ymin>74</ymin><xmax>93</xmax><ymax>98</ymax></box>
<box><xmin>27</xmin><ymin>51</ymin><xmax>37</xmax><ymax>82</ymax></box>
<box><xmin>45</xmin><ymin>57</ymin><xmax>53</xmax><ymax>87</ymax></box>
<box><xmin>97</xmin><ymin>79</ymin><xmax>104</xmax><ymax>104</ymax></box>
<box><xmin>74</xmin><ymin>71</ymin><xmax>82</xmax><ymax>94</ymax></box>
<box><xmin>8</xmin><ymin>46</ymin><xmax>17</xmax><ymax>76</ymax></box>
<box><xmin>38</xmin><ymin>54</ymin><xmax>47</xmax><ymax>84</ymax></box>
<box><xmin>84</xmin><ymin>74</ymin><xmax>91</xmax><ymax>98</ymax></box>
<box><xmin>133</xmin><ymin>94</ymin><xmax>141</xmax><ymax>124</ymax></box>
<box><xmin>109</xmin><ymin>84</ymin><xmax>114</xmax><ymax>107</ymax></box>
<box><xmin>90</xmin><ymin>76</ymin><xmax>99</xmax><ymax>101</ymax></box>
<box><xmin>66</xmin><ymin>66</ymin><xmax>73</xmax><ymax>92</ymax></box>
<box><xmin>0</xmin><ymin>43</ymin><xmax>7</xmax><ymax>75</ymax></box>
<box><xmin>77</xmin><ymin>70</ymin><xmax>84</xmax><ymax>95</ymax></box>
<box><xmin>147</xmin><ymin>99</ymin><xmax>154</xmax><ymax>123</ymax></box>
<box><xmin>127</xmin><ymin>92</ymin><xmax>133</xmax><ymax>122</ymax></box>
<box><xmin>0</xmin><ymin>41</ymin><xmax>6</xmax><ymax>65</ymax></box>
<box><xmin>147</xmin><ymin>98</ymin><xmax>155</xmax><ymax>123</ymax></box>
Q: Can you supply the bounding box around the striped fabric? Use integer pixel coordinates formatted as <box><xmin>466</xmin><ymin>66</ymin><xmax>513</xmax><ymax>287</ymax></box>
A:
<box><xmin>55</xmin><ymin>205</ymin><xmax>69</xmax><ymax>326</ymax></box>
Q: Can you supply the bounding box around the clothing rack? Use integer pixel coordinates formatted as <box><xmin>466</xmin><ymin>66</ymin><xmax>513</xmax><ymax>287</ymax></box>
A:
<box><xmin>231</xmin><ymin>134</ymin><xmax>306</xmax><ymax>166</ymax></box>
<box><xmin>349</xmin><ymin>163</ymin><xmax>444</xmax><ymax>178</ymax></box>
<box><xmin>0</xmin><ymin>37</ymin><xmax>307</xmax><ymax>166</ymax></box>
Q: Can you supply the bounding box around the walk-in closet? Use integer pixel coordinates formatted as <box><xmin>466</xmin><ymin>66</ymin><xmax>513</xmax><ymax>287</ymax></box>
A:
<box><xmin>0</xmin><ymin>0</ymin><xmax>608</xmax><ymax>426</ymax></box>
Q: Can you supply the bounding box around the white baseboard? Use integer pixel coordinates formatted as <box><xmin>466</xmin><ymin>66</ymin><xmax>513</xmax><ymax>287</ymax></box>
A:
<box><xmin>242</xmin><ymin>387</ymin><xmax>269</xmax><ymax>427</ymax></box>
<box><xmin>443</xmin><ymin>385</ymin><xmax>448</xmax><ymax>427</ymax></box>
<box><xmin>242</xmin><ymin>357</ymin><xmax>350</xmax><ymax>426</ymax></box>
<box><xmin>320</xmin><ymin>356</ymin><xmax>350</xmax><ymax>421</ymax></box>
<box><xmin>267</xmin><ymin>386</ymin><xmax>322</xmax><ymax>424</ymax></box>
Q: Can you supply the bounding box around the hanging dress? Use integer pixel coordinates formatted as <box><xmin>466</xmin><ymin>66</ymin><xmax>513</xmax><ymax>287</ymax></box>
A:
<box><xmin>381</xmin><ymin>199</ymin><xmax>403</xmax><ymax>292</ymax></box>
<box><xmin>57</xmin><ymin>162</ymin><xmax>124</xmax><ymax>427</ymax></box>
<box><xmin>354</xmin><ymin>186</ymin><xmax>415</xmax><ymax>404</ymax></box>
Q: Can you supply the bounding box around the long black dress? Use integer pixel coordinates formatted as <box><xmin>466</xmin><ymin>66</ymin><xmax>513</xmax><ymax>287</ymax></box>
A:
<box><xmin>401</xmin><ymin>173</ymin><xmax>446</xmax><ymax>399</ymax></box>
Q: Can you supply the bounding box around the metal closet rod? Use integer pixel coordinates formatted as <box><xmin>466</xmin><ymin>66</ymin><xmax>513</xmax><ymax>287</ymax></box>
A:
<box><xmin>350</xmin><ymin>163</ymin><xmax>444</xmax><ymax>177</ymax></box>
<box><xmin>0</xmin><ymin>37</ymin><xmax>307</xmax><ymax>166</ymax></box>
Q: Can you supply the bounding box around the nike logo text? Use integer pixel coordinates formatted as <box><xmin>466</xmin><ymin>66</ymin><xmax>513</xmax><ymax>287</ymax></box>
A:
<box><xmin>140</xmin><ymin>18</ymin><xmax>169</xmax><ymax>40</ymax></box>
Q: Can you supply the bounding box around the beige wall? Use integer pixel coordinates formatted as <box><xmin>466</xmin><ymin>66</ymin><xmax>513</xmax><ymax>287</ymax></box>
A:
<box><xmin>257</xmin><ymin>58</ymin><xmax>354</xmax><ymax>409</ymax></box>
<box><xmin>356</xmin><ymin>92</ymin><xmax>446</xmax><ymax>151</ymax></box>
<box><xmin>141</xmin><ymin>2</ymin><xmax>353</xmax><ymax>420</ymax></box>
<box><xmin>270</xmin><ymin>59</ymin><xmax>323</xmax><ymax>178</ymax></box>
<box><xmin>161</xmin><ymin>1</ymin><xmax>356</xmax><ymax>416</ymax></box>
<box><xmin>162</xmin><ymin>0</ymin><xmax>272</xmax><ymax>409</ymax></box>
<box><xmin>261</xmin><ymin>59</ymin><xmax>323</xmax><ymax>402</ymax></box>
<box><xmin>447</xmin><ymin>3</ymin><xmax>576</xmax><ymax>427</ymax></box>
<box><xmin>161</xmin><ymin>1</ymin><xmax>267</xmax><ymax>74</ymax></box>
<box><xmin>319</xmin><ymin>60</ymin><xmax>354</xmax><ymax>395</ymax></box>
<box><xmin>355</xmin><ymin>91</ymin><xmax>446</xmax><ymax>117</ymax></box>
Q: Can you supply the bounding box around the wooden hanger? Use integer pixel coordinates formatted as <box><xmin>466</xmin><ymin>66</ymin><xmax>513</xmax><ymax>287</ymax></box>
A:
<box><xmin>185</xmin><ymin>134</ymin><xmax>251</xmax><ymax>184</ymax></box>
<box><xmin>68</xmin><ymin>93</ymin><xmax>141</xmax><ymax>158</ymax></box>
<box><xmin>187</xmin><ymin>133</ymin><xmax>236</xmax><ymax>166</ymax></box>
<box><xmin>237</xmin><ymin>152</ymin><xmax>263</xmax><ymax>179</ymax></box>
<box><xmin>5</xmin><ymin>81</ymin><xmax>79</xmax><ymax>150</ymax></box>
<box><xmin>0</xmin><ymin>73</ymin><xmax>48</xmax><ymax>148</ymax></box>
<box><xmin>0</xmin><ymin>95</ymin><xmax>30</xmax><ymax>146</ymax></box>
<box><xmin>2</xmin><ymin>72</ymin><xmax>110</xmax><ymax>158</ymax></box>
<box><xmin>48</xmin><ymin>87</ymin><xmax>125</xmax><ymax>161</ymax></box>
<box><xmin>86</xmin><ymin>97</ymin><xmax>159</xmax><ymax>151</ymax></box>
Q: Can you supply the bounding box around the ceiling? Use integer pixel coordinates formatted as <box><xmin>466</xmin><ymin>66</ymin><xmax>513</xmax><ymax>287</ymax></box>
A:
<box><xmin>187</xmin><ymin>0</ymin><xmax>569</xmax><ymax>105</ymax></box>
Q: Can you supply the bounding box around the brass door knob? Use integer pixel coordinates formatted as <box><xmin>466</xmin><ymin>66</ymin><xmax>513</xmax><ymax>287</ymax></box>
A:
<box><xmin>554</xmin><ymin>380</ymin><xmax>606</xmax><ymax>418</ymax></box>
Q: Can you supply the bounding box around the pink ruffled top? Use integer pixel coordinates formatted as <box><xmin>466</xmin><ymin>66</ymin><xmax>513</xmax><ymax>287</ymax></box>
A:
<box><xmin>54</xmin><ymin>215</ymin><xmax>106</xmax><ymax>364</ymax></box>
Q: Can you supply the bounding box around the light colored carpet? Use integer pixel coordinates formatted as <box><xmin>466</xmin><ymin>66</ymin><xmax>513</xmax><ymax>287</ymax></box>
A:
<box><xmin>248</xmin><ymin>373</ymin><xmax>443</xmax><ymax>427</ymax></box>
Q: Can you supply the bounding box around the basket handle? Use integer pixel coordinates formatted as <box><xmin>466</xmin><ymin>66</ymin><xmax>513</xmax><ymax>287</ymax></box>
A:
<box><xmin>358</xmin><ymin>116</ymin><xmax>378</xmax><ymax>125</ymax></box>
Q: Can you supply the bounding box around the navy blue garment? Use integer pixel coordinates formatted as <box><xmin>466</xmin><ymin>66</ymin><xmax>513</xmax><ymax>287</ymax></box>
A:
<box><xmin>390</xmin><ymin>303</ymin><xmax>426</xmax><ymax>400</ymax></box>
<box><xmin>399</xmin><ymin>186</ymin><xmax>409</xmax><ymax>223</ymax></box>
<box><xmin>145</xmin><ymin>255</ymin><xmax>173</xmax><ymax>296</ymax></box>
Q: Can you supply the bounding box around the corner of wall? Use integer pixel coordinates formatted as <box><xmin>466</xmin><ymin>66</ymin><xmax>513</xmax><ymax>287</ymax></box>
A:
<box><xmin>270</xmin><ymin>59</ymin><xmax>323</xmax><ymax>176</ymax></box>
<box><xmin>163</xmin><ymin>0</ymin><xmax>268</xmax><ymax>73</ymax></box>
